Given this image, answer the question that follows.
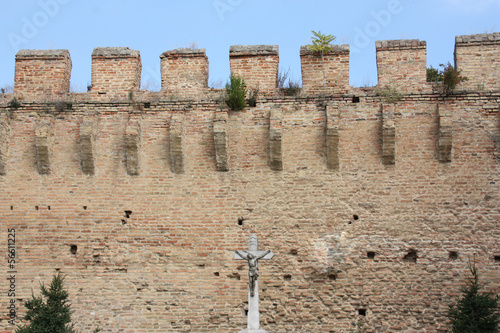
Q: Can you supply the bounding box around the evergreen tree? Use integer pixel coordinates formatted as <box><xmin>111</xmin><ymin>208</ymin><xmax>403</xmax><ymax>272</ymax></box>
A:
<box><xmin>448</xmin><ymin>262</ymin><xmax>500</xmax><ymax>333</ymax></box>
<box><xmin>16</xmin><ymin>273</ymin><xmax>77</xmax><ymax>333</ymax></box>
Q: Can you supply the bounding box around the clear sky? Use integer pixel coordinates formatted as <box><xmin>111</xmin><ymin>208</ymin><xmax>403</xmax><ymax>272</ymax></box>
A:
<box><xmin>0</xmin><ymin>0</ymin><xmax>498</xmax><ymax>92</ymax></box>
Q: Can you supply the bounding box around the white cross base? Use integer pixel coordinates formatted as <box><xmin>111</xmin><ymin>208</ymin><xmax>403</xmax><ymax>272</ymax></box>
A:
<box><xmin>233</xmin><ymin>234</ymin><xmax>274</xmax><ymax>333</ymax></box>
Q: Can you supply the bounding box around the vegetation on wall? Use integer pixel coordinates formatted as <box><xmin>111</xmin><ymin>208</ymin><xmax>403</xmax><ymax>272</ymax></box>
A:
<box><xmin>427</xmin><ymin>62</ymin><xmax>468</xmax><ymax>95</ymax></box>
<box><xmin>224</xmin><ymin>74</ymin><xmax>247</xmax><ymax>111</ymax></box>
<box><xmin>448</xmin><ymin>262</ymin><xmax>500</xmax><ymax>333</ymax></box>
<box><xmin>16</xmin><ymin>273</ymin><xmax>101</xmax><ymax>333</ymax></box>
<box><xmin>307</xmin><ymin>30</ymin><xmax>336</xmax><ymax>97</ymax></box>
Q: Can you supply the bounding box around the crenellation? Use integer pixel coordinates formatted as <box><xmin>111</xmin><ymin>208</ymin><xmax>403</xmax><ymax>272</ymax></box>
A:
<box><xmin>229</xmin><ymin>45</ymin><xmax>279</xmax><ymax>95</ymax></box>
<box><xmin>455</xmin><ymin>33</ymin><xmax>500</xmax><ymax>91</ymax></box>
<box><xmin>160</xmin><ymin>48</ymin><xmax>209</xmax><ymax>99</ymax></box>
<box><xmin>376</xmin><ymin>39</ymin><xmax>427</xmax><ymax>94</ymax></box>
<box><xmin>90</xmin><ymin>47</ymin><xmax>141</xmax><ymax>100</ymax></box>
<box><xmin>300</xmin><ymin>44</ymin><xmax>350</xmax><ymax>96</ymax></box>
<box><xmin>14</xmin><ymin>49</ymin><xmax>72</xmax><ymax>100</ymax></box>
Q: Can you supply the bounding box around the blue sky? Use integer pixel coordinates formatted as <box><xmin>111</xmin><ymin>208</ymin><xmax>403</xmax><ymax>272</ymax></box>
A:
<box><xmin>0</xmin><ymin>0</ymin><xmax>499</xmax><ymax>91</ymax></box>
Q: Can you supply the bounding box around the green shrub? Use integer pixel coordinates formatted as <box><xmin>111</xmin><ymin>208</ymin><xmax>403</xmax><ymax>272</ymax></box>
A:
<box><xmin>448</xmin><ymin>262</ymin><xmax>500</xmax><ymax>333</ymax></box>
<box><xmin>16</xmin><ymin>273</ymin><xmax>101</xmax><ymax>333</ymax></box>
<box><xmin>427</xmin><ymin>62</ymin><xmax>468</xmax><ymax>95</ymax></box>
<box><xmin>225</xmin><ymin>75</ymin><xmax>247</xmax><ymax>111</ymax></box>
<box><xmin>16</xmin><ymin>273</ymin><xmax>76</xmax><ymax>333</ymax></box>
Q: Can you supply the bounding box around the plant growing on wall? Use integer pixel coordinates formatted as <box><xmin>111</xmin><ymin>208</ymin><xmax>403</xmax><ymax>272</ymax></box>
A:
<box><xmin>225</xmin><ymin>74</ymin><xmax>247</xmax><ymax>111</ymax></box>
<box><xmin>427</xmin><ymin>62</ymin><xmax>468</xmax><ymax>95</ymax></box>
<box><xmin>16</xmin><ymin>273</ymin><xmax>101</xmax><ymax>333</ymax></box>
<box><xmin>307</xmin><ymin>30</ymin><xmax>336</xmax><ymax>97</ymax></box>
<box><xmin>448</xmin><ymin>261</ymin><xmax>500</xmax><ymax>333</ymax></box>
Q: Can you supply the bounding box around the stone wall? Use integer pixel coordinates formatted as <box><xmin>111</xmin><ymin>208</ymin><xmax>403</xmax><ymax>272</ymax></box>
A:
<box><xmin>0</xmin><ymin>33</ymin><xmax>499</xmax><ymax>333</ymax></box>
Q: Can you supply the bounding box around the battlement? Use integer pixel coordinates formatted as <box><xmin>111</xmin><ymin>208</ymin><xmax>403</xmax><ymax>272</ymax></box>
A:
<box><xmin>455</xmin><ymin>33</ymin><xmax>500</xmax><ymax>91</ymax></box>
<box><xmin>8</xmin><ymin>32</ymin><xmax>500</xmax><ymax>101</ymax></box>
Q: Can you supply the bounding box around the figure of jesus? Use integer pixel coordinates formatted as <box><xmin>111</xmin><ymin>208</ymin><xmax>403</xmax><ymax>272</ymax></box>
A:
<box><xmin>234</xmin><ymin>249</ymin><xmax>271</xmax><ymax>297</ymax></box>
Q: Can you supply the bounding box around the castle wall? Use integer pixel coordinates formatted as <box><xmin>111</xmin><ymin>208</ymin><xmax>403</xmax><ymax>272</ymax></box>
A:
<box><xmin>0</xmin><ymin>33</ymin><xmax>499</xmax><ymax>333</ymax></box>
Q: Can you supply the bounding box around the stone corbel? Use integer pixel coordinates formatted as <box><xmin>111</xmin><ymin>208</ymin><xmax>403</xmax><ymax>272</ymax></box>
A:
<box><xmin>170</xmin><ymin>113</ymin><xmax>184</xmax><ymax>174</ymax></box>
<box><xmin>326</xmin><ymin>104</ymin><xmax>340</xmax><ymax>170</ymax></box>
<box><xmin>125</xmin><ymin>119</ymin><xmax>141</xmax><ymax>176</ymax></box>
<box><xmin>35</xmin><ymin>117</ymin><xmax>55</xmax><ymax>175</ymax></box>
<box><xmin>381</xmin><ymin>104</ymin><xmax>396</xmax><ymax>165</ymax></box>
<box><xmin>437</xmin><ymin>104</ymin><xmax>452</xmax><ymax>163</ymax></box>
<box><xmin>79</xmin><ymin>116</ymin><xmax>98</xmax><ymax>175</ymax></box>
<box><xmin>213</xmin><ymin>110</ymin><xmax>229</xmax><ymax>172</ymax></box>
<box><xmin>269</xmin><ymin>107</ymin><xmax>283</xmax><ymax>171</ymax></box>
<box><xmin>0</xmin><ymin>116</ymin><xmax>11</xmax><ymax>175</ymax></box>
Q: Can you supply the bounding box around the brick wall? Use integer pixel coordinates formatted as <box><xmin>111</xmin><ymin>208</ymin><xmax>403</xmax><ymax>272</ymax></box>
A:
<box><xmin>14</xmin><ymin>49</ymin><xmax>71</xmax><ymax>100</ymax></box>
<box><xmin>229</xmin><ymin>45</ymin><xmax>279</xmax><ymax>95</ymax></box>
<box><xmin>0</xmin><ymin>33</ymin><xmax>499</xmax><ymax>333</ymax></box>
<box><xmin>160</xmin><ymin>48</ymin><xmax>209</xmax><ymax>99</ymax></box>
<box><xmin>376</xmin><ymin>39</ymin><xmax>427</xmax><ymax>93</ymax></box>
<box><xmin>90</xmin><ymin>47</ymin><xmax>141</xmax><ymax>100</ymax></box>
<box><xmin>455</xmin><ymin>33</ymin><xmax>500</xmax><ymax>91</ymax></box>
<box><xmin>300</xmin><ymin>44</ymin><xmax>350</xmax><ymax>95</ymax></box>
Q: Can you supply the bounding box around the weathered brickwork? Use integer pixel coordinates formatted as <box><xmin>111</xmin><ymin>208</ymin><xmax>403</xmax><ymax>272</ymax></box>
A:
<box><xmin>14</xmin><ymin>49</ymin><xmax>71</xmax><ymax>99</ymax></box>
<box><xmin>455</xmin><ymin>33</ymin><xmax>500</xmax><ymax>91</ymax></box>
<box><xmin>300</xmin><ymin>45</ymin><xmax>350</xmax><ymax>96</ymax></box>
<box><xmin>90</xmin><ymin>47</ymin><xmax>142</xmax><ymax>100</ymax></box>
<box><xmin>160</xmin><ymin>48</ymin><xmax>209</xmax><ymax>99</ymax></box>
<box><xmin>376</xmin><ymin>39</ymin><xmax>427</xmax><ymax>93</ymax></box>
<box><xmin>0</xmin><ymin>33</ymin><xmax>499</xmax><ymax>333</ymax></box>
<box><xmin>229</xmin><ymin>45</ymin><xmax>279</xmax><ymax>95</ymax></box>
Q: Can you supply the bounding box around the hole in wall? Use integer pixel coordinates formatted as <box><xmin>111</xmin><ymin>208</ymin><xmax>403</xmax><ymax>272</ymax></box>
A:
<box><xmin>70</xmin><ymin>245</ymin><xmax>77</xmax><ymax>255</ymax></box>
<box><xmin>237</xmin><ymin>217</ymin><xmax>245</xmax><ymax>226</ymax></box>
<box><xmin>83</xmin><ymin>206</ymin><xmax>87</xmax><ymax>210</ymax></box>
<box><xmin>35</xmin><ymin>206</ymin><xmax>39</xmax><ymax>210</ymax></box>
<box><xmin>48</xmin><ymin>206</ymin><xmax>51</xmax><ymax>210</ymax></box>
<box><xmin>121</xmin><ymin>219</ymin><xmax>127</xmax><ymax>225</ymax></box>
<box><xmin>124</xmin><ymin>210</ymin><xmax>132</xmax><ymax>218</ymax></box>
<box><xmin>244</xmin><ymin>309</ymin><xmax>248</xmax><ymax>317</ymax></box>
<box><xmin>367</xmin><ymin>251</ymin><xmax>376</xmax><ymax>259</ymax></box>
<box><xmin>403</xmin><ymin>249</ymin><xmax>418</xmax><ymax>263</ymax></box>
<box><xmin>10</xmin><ymin>206</ymin><xmax>13</xmax><ymax>210</ymax></box>
<box><xmin>449</xmin><ymin>251</ymin><xmax>458</xmax><ymax>260</ymax></box>
<box><xmin>290</xmin><ymin>249</ymin><xmax>298</xmax><ymax>255</ymax></box>
<box><xmin>352</xmin><ymin>96</ymin><xmax>360</xmax><ymax>103</ymax></box>
<box><xmin>214</xmin><ymin>272</ymin><xmax>220</xmax><ymax>276</ymax></box>
<box><xmin>353</xmin><ymin>214</ymin><xmax>359</xmax><ymax>220</ymax></box>
<box><xmin>494</xmin><ymin>256</ymin><xmax>500</xmax><ymax>263</ymax></box>
<box><xmin>358</xmin><ymin>309</ymin><xmax>367</xmax><ymax>316</ymax></box>
<box><xmin>283</xmin><ymin>274</ymin><xmax>292</xmax><ymax>281</ymax></box>
<box><xmin>328</xmin><ymin>273</ymin><xmax>337</xmax><ymax>281</ymax></box>
<box><xmin>144</xmin><ymin>102</ymin><xmax>151</xmax><ymax>109</ymax></box>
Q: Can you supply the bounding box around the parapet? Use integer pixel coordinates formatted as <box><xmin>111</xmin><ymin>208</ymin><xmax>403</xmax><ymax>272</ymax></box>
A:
<box><xmin>90</xmin><ymin>47</ymin><xmax>141</xmax><ymax>99</ymax></box>
<box><xmin>14</xmin><ymin>49</ymin><xmax>71</xmax><ymax>99</ymax></box>
<box><xmin>229</xmin><ymin>45</ymin><xmax>279</xmax><ymax>95</ymax></box>
<box><xmin>8</xmin><ymin>33</ymin><xmax>500</xmax><ymax>101</ymax></box>
<box><xmin>376</xmin><ymin>39</ymin><xmax>427</xmax><ymax>93</ymax></box>
<box><xmin>160</xmin><ymin>48</ymin><xmax>208</xmax><ymax>98</ymax></box>
<box><xmin>300</xmin><ymin>44</ymin><xmax>350</xmax><ymax>95</ymax></box>
<box><xmin>455</xmin><ymin>33</ymin><xmax>500</xmax><ymax>91</ymax></box>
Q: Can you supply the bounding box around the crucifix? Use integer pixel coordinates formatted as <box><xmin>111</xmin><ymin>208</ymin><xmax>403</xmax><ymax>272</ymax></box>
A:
<box><xmin>234</xmin><ymin>234</ymin><xmax>274</xmax><ymax>333</ymax></box>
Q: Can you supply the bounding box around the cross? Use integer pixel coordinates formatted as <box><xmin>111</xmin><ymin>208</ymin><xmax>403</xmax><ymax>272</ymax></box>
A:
<box><xmin>233</xmin><ymin>234</ymin><xmax>274</xmax><ymax>333</ymax></box>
